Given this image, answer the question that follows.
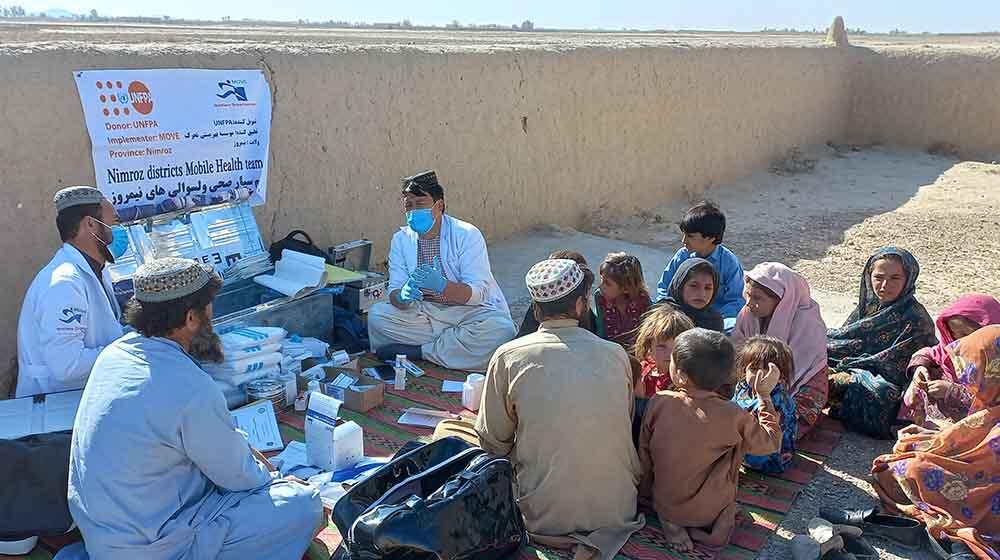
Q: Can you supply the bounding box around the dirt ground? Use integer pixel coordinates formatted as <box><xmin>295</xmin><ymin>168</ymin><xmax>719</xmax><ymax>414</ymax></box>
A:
<box><xmin>491</xmin><ymin>145</ymin><xmax>1000</xmax><ymax>559</ymax></box>
<box><xmin>2</xmin><ymin>19</ymin><xmax>997</xmax><ymax>558</ymax></box>
<box><xmin>586</xmin><ymin>144</ymin><xmax>1000</xmax><ymax>318</ymax></box>
<box><xmin>2</xmin><ymin>20</ymin><xmax>999</xmax><ymax>53</ymax></box>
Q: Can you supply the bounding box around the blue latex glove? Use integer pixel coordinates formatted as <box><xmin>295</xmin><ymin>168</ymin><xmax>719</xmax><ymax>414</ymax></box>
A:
<box><xmin>412</xmin><ymin>256</ymin><xmax>448</xmax><ymax>294</ymax></box>
<box><xmin>398</xmin><ymin>279</ymin><xmax>424</xmax><ymax>304</ymax></box>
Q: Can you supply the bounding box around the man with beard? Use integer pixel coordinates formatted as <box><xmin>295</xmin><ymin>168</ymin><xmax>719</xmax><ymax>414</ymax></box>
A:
<box><xmin>15</xmin><ymin>186</ymin><xmax>127</xmax><ymax>397</ymax></box>
<box><xmin>68</xmin><ymin>257</ymin><xmax>322</xmax><ymax>559</ymax></box>
<box><xmin>474</xmin><ymin>259</ymin><xmax>644</xmax><ymax>559</ymax></box>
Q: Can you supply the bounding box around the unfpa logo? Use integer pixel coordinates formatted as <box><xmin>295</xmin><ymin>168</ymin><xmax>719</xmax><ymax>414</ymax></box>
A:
<box><xmin>128</xmin><ymin>81</ymin><xmax>154</xmax><ymax>114</ymax></box>
<box><xmin>96</xmin><ymin>80</ymin><xmax>154</xmax><ymax>117</ymax></box>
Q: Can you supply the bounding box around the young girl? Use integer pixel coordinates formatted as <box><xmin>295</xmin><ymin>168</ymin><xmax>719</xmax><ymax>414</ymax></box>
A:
<box><xmin>595</xmin><ymin>252</ymin><xmax>651</xmax><ymax>349</ymax></box>
<box><xmin>900</xmin><ymin>293</ymin><xmax>1000</xmax><ymax>427</ymax></box>
<box><xmin>639</xmin><ymin>329</ymin><xmax>781</xmax><ymax>552</ymax></box>
<box><xmin>657</xmin><ymin>258</ymin><xmax>725</xmax><ymax>331</ymax></box>
<box><xmin>732</xmin><ymin>335</ymin><xmax>797</xmax><ymax>474</ymax></box>
<box><xmin>732</xmin><ymin>262</ymin><xmax>828</xmax><ymax>440</ymax></box>
<box><xmin>631</xmin><ymin>307</ymin><xmax>695</xmax><ymax>445</ymax></box>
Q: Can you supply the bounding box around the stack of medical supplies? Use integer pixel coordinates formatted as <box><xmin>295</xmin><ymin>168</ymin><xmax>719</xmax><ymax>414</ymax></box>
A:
<box><xmin>202</xmin><ymin>326</ymin><xmax>338</xmax><ymax>409</ymax></box>
<box><xmin>203</xmin><ymin>327</ymin><xmax>290</xmax><ymax>408</ymax></box>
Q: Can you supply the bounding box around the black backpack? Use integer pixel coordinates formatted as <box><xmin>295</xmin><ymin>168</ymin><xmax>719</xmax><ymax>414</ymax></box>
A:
<box><xmin>333</xmin><ymin>437</ymin><xmax>526</xmax><ymax>560</ymax></box>
<box><xmin>268</xmin><ymin>230</ymin><xmax>331</xmax><ymax>264</ymax></box>
<box><xmin>0</xmin><ymin>431</ymin><xmax>74</xmax><ymax>539</ymax></box>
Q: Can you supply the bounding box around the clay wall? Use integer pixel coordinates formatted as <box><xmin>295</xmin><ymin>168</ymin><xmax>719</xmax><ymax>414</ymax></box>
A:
<box><xmin>847</xmin><ymin>47</ymin><xmax>1000</xmax><ymax>159</ymax></box>
<box><xmin>0</xmin><ymin>44</ymin><xmax>853</xmax><ymax>365</ymax></box>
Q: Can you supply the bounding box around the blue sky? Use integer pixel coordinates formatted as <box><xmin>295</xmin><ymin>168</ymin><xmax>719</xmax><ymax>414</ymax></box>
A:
<box><xmin>16</xmin><ymin>1</ymin><xmax>1000</xmax><ymax>33</ymax></box>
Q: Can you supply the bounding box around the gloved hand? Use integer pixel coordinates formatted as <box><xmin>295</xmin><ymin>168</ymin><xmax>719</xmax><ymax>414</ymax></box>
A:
<box><xmin>411</xmin><ymin>256</ymin><xmax>448</xmax><ymax>294</ymax></box>
<box><xmin>398</xmin><ymin>279</ymin><xmax>424</xmax><ymax>304</ymax></box>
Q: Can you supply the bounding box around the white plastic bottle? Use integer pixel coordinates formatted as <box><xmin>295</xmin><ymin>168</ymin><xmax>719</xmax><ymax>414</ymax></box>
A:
<box><xmin>394</xmin><ymin>354</ymin><xmax>408</xmax><ymax>391</ymax></box>
<box><xmin>306</xmin><ymin>379</ymin><xmax>320</xmax><ymax>407</ymax></box>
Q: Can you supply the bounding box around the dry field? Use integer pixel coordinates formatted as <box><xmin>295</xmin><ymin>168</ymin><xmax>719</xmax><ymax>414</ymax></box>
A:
<box><xmin>1</xmin><ymin>20</ymin><xmax>999</xmax><ymax>54</ymax></box>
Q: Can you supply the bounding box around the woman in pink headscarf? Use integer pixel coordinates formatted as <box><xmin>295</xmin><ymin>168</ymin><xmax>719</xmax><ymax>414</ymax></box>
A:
<box><xmin>899</xmin><ymin>293</ymin><xmax>1000</xmax><ymax>428</ymax></box>
<box><xmin>731</xmin><ymin>263</ymin><xmax>829</xmax><ymax>439</ymax></box>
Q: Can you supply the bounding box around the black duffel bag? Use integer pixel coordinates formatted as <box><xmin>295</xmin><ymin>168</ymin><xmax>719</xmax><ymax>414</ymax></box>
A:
<box><xmin>0</xmin><ymin>431</ymin><xmax>74</xmax><ymax>539</ymax></box>
<box><xmin>268</xmin><ymin>230</ymin><xmax>331</xmax><ymax>264</ymax></box>
<box><xmin>333</xmin><ymin>437</ymin><xmax>526</xmax><ymax>560</ymax></box>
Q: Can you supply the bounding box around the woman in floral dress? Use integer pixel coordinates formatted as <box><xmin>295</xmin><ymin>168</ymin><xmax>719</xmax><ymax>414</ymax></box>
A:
<box><xmin>871</xmin><ymin>325</ymin><xmax>1000</xmax><ymax>559</ymax></box>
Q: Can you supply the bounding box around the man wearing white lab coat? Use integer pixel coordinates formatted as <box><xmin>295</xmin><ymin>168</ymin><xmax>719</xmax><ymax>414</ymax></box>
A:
<box><xmin>15</xmin><ymin>186</ymin><xmax>126</xmax><ymax>397</ymax></box>
<box><xmin>368</xmin><ymin>171</ymin><xmax>516</xmax><ymax>372</ymax></box>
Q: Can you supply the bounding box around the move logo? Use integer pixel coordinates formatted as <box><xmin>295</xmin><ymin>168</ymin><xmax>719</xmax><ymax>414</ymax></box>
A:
<box><xmin>59</xmin><ymin>307</ymin><xmax>84</xmax><ymax>324</ymax></box>
<box><xmin>128</xmin><ymin>81</ymin><xmax>154</xmax><ymax>114</ymax></box>
<box><xmin>216</xmin><ymin>80</ymin><xmax>249</xmax><ymax>102</ymax></box>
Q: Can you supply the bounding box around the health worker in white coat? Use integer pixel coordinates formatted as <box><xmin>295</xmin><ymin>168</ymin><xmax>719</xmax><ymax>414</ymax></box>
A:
<box><xmin>368</xmin><ymin>170</ymin><xmax>516</xmax><ymax>372</ymax></box>
<box><xmin>15</xmin><ymin>186</ymin><xmax>128</xmax><ymax>397</ymax></box>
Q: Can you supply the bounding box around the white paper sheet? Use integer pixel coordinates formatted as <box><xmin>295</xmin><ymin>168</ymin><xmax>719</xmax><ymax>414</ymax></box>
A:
<box><xmin>0</xmin><ymin>390</ymin><xmax>85</xmax><ymax>440</ymax></box>
<box><xmin>0</xmin><ymin>397</ymin><xmax>33</xmax><ymax>440</ymax></box>
<box><xmin>231</xmin><ymin>399</ymin><xmax>284</xmax><ymax>452</ymax></box>
<box><xmin>441</xmin><ymin>380</ymin><xmax>465</xmax><ymax>393</ymax></box>
<box><xmin>253</xmin><ymin>249</ymin><xmax>329</xmax><ymax>298</ymax></box>
<box><xmin>397</xmin><ymin>412</ymin><xmax>447</xmax><ymax>428</ymax></box>
<box><xmin>329</xmin><ymin>374</ymin><xmax>356</xmax><ymax>389</ymax></box>
<box><xmin>325</xmin><ymin>373</ymin><xmax>356</xmax><ymax>401</ymax></box>
<box><xmin>42</xmin><ymin>390</ymin><xmax>84</xmax><ymax>433</ymax></box>
<box><xmin>403</xmin><ymin>407</ymin><xmax>456</xmax><ymax>419</ymax></box>
<box><xmin>271</xmin><ymin>440</ymin><xmax>309</xmax><ymax>468</ymax></box>
<box><xmin>397</xmin><ymin>407</ymin><xmax>459</xmax><ymax>428</ymax></box>
<box><xmin>270</xmin><ymin>441</ymin><xmax>323</xmax><ymax>478</ymax></box>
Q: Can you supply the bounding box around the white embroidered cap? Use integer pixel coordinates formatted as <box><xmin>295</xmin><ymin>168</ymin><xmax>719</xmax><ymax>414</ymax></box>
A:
<box><xmin>133</xmin><ymin>257</ymin><xmax>217</xmax><ymax>303</ymax></box>
<box><xmin>53</xmin><ymin>186</ymin><xmax>104</xmax><ymax>212</ymax></box>
<box><xmin>525</xmin><ymin>259</ymin><xmax>585</xmax><ymax>303</ymax></box>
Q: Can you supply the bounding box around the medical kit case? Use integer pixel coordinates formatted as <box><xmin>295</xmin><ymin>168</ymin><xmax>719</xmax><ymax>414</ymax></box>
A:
<box><xmin>107</xmin><ymin>201</ymin><xmax>337</xmax><ymax>342</ymax></box>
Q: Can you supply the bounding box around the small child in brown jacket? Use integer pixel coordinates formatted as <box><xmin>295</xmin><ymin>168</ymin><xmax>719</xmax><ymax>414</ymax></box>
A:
<box><xmin>638</xmin><ymin>328</ymin><xmax>782</xmax><ymax>552</ymax></box>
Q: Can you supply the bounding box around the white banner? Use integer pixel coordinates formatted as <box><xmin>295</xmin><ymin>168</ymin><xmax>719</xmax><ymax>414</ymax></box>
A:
<box><xmin>73</xmin><ymin>69</ymin><xmax>272</xmax><ymax>219</ymax></box>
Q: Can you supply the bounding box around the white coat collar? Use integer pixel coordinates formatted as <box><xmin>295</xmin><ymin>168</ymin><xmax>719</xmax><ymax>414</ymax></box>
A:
<box><xmin>59</xmin><ymin>243</ymin><xmax>121</xmax><ymax>319</ymax></box>
<box><xmin>61</xmin><ymin>243</ymin><xmax>103</xmax><ymax>283</ymax></box>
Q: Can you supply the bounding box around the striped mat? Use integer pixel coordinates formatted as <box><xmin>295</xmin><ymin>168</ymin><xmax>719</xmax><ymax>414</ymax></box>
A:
<box><xmin>29</xmin><ymin>357</ymin><xmax>844</xmax><ymax>560</ymax></box>
<box><xmin>283</xmin><ymin>357</ymin><xmax>845</xmax><ymax>560</ymax></box>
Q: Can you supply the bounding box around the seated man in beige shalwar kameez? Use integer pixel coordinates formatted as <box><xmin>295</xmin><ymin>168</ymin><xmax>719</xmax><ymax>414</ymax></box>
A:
<box><xmin>475</xmin><ymin>258</ymin><xmax>644</xmax><ymax>560</ymax></box>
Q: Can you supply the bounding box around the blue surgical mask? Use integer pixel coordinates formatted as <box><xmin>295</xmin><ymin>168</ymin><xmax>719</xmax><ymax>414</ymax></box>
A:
<box><xmin>406</xmin><ymin>208</ymin><xmax>435</xmax><ymax>235</ymax></box>
<box><xmin>93</xmin><ymin>218</ymin><xmax>130</xmax><ymax>260</ymax></box>
<box><xmin>107</xmin><ymin>226</ymin><xmax>130</xmax><ymax>259</ymax></box>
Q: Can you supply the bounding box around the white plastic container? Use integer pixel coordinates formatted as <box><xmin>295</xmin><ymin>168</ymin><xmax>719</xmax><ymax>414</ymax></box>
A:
<box><xmin>307</xmin><ymin>379</ymin><xmax>320</xmax><ymax>406</ymax></box>
<box><xmin>331</xmin><ymin>421</ymin><xmax>364</xmax><ymax>470</ymax></box>
<box><xmin>462</xmin><ymin>373</ymin><xmax>486</xmax><ymax>411</ymax></box>
<box><xmin>394</xmin><ymin>354</ymin><xmax>408</xmax><ymax>391</ymax></box>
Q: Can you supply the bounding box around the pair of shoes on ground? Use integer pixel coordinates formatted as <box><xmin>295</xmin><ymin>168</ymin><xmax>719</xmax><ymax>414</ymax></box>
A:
<box><xmin>1</xmin><ymin>523</ymin><xmax>80</xmax><ymax>557</ymax></box>
<box><xmin>791</xmin><ymin>518</ymin><xmax>878</xmax><ymax>560</ymax></box>
<box><xmin>0</xmin><ymin>535</ymin><xmax>39</xmax><ymax>555</ymax></box>
<box><xmin>818</xmin><ymin>506</ymin><xmax>925</xmax><ymax>551</ymax></box>
<box><xmin>0</xmin><ymin>536</ymin><xmax>89</xmax><ymax>559</ymax></box>
<box><xmin>375</xmin><ymin>344</ymin><xmax>422</xmax><ymax>363</ymax></box>
<box><xmin>925</xmin><ymin>529</ymin><xmax>979</xmax><ymax>560</ymax></box>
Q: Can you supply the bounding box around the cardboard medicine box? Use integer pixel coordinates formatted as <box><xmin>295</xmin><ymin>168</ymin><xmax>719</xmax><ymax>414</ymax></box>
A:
<box><xmin>319</xmin><ymin>364</ymin><xmax>384</xmax><ymax>413</ymax></box>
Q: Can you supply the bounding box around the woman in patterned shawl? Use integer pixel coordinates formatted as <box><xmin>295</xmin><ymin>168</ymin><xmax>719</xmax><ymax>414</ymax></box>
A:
<box><xmin>899</xmin><ymin>294</ymin><xmax>1000</xmax><ymax>428</ymax></box>
<box><xmin>826</xmin><ymin>247</ymin><xmax>936</xmax><ymax>438</ymax></box>
<box><xmin>871</xmin><ymin>325</ymin><xmax>1000</xmax><ymax>560</ymax></box>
